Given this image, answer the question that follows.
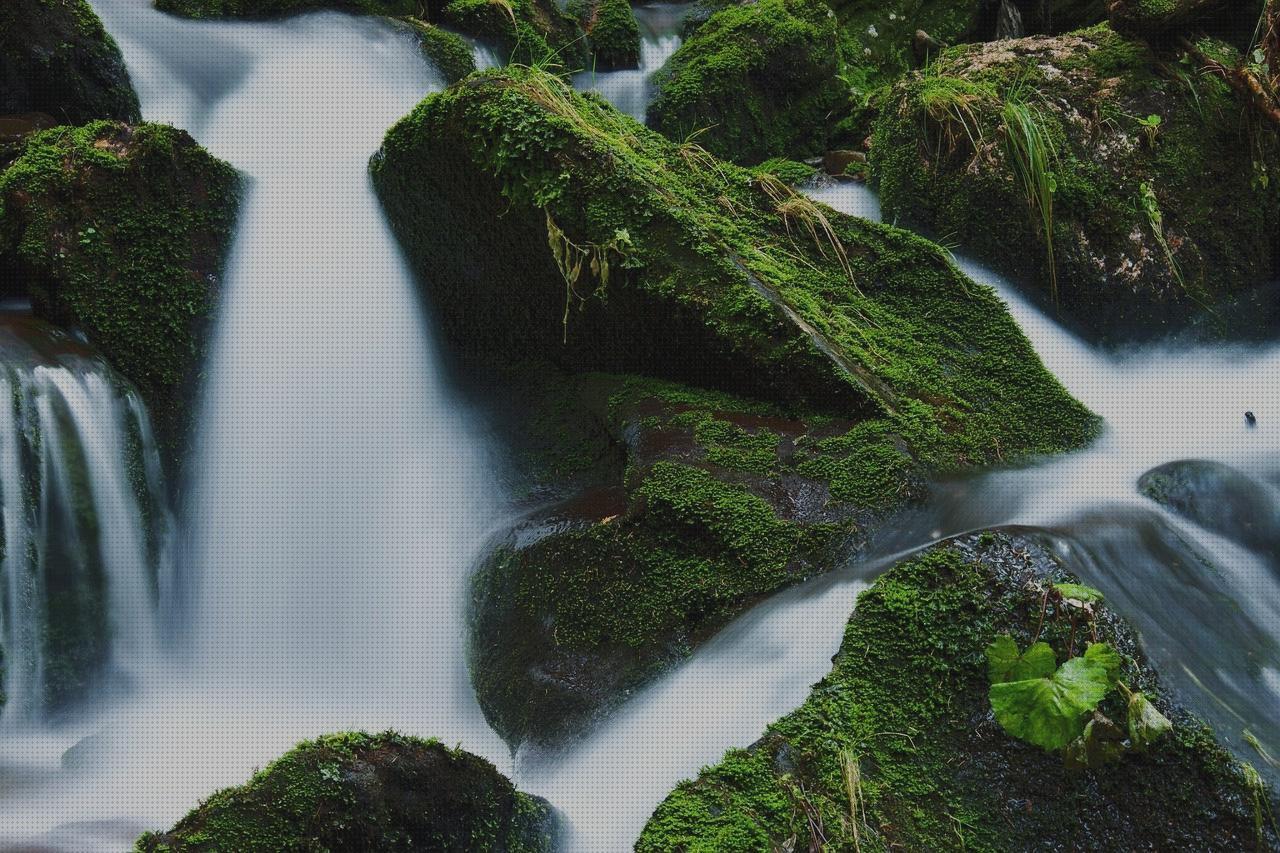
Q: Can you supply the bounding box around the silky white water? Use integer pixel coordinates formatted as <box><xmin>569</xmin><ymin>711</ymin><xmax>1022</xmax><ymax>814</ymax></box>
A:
<box><xmin>2</xmin><ymin>4</ymin><xmax>1278</xmax><ymax>850</ymax></box>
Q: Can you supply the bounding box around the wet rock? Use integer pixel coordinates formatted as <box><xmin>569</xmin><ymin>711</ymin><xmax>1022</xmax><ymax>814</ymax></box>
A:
<box><xmin>0</xmin><ymin>121</ymin><xmax>241</xmax><ymax>460</ymax></box>
<box><xmin>374</xmin><ymin>66</ymin><xmax>1096</xmax><ymax>746</ymax></box>
<box><xmin>135</xmin><ymin>732</ymin><xmax>555</xmax><ymax>851</ymax></box>
<box><xmin>1139</xmin><ymin>459</ymin><xmax>1280</xmax><ymax>560</ymax></box>
<box><xmin>0</xmin><ymin>0</ymin><xmax>141</xmax><ymax>125</ymax></box>
<box><xmin>640</xmin><ymin>530</ymin><xmax>1278</xmax><ymax>851</ymax></box>
<box><xmin>406</xmin><ymin>19</ymin><xmax>476</xmax><ymax>84</ymax></box>
<box><xmin>872</xmin><ymin>27</ymin><xmax>1280</xmax><ymax>342</ymax></box>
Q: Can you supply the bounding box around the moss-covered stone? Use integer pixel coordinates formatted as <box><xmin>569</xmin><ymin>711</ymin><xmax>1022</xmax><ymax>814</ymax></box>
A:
<box><xmin>407</xmin><ymin>19</ymin><xmax>478</xmax><ymax>83</ymax></box>
<box><xmin>0</xmin><ymin>121</ymin><xmax>241</xmax><ymax>460</ymax></box>
<box><xmin>134</xmin><ymin>732</ymin><xmax>554</xmax><ymax>851</ymax></box>
<box><xmin>441</xmin><ymin>0</ymin><xmax>587</xmax><ymax>67</ymax></box>
<box><xmin>374</xmin><ymin>68</ymin><xmax>1096</xmax><ymax>744</ymax></box>
<box><xmin>373</xmin><ymin>67</ymin><xmax>1095</xmax><ymax>467</ymax></box>
<box><xmin>155</xmin><ymin>0</ymin><xmax>416</xmax><ymax>18</ymax></box>
<box><xmin>872</xmin><ymin>26</ymin><xmax>1280</xmax><ymax>341</ymax></box>
<box><xmin>571</xmin><ymin>0</ymin><xmax>641</xmax><ymax>70</ymax></box>
<box><xmin>0</xmin><ymin>0</ymin><xmax>141</xmax><ymax>125</ymax></box>
<box><xmin>1108</xmin><ymin>0</ymin><xmax>1263</xmax><ymax>43</ymax></box>
<box><xmin>646</xmin><ymin>0</ymin><xmax>847</xmax><ymax>164</ymax></box>
<box><xmin>639</xmin><ymin>531</ymin><xmax>1279</xmax><ymax>852</ymax></box>
<box><xmin>471</xmin><ymin>371</ymin><xmax>925</xmax><ymax>744</ymax></box>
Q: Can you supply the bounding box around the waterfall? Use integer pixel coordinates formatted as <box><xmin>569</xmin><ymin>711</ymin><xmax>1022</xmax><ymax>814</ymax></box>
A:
<box><xmin>573</xmin><ymin>2</ymin><xmax>691</xmax><ymax>121</ymax></box>
<box><xmin>0</xmin><ymin>318</ymin><xmax>171</xmax><ymax>725</ymax></box>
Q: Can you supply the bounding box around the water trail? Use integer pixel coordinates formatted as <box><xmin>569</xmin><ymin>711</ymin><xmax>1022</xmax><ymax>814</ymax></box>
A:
<box><xmin>573</xmin><ymin>3</ymin><xmax>690</xmax><ymax>121</ymax></box>
<box><xmin>0</xmin><ymin>4</ymin><xmax>508</xmax><ymax>847</ymax></box>
<box><xmin>0</xmin><ymin>318</ymin><xmax>171</xmax><ymax>727</ymax></box>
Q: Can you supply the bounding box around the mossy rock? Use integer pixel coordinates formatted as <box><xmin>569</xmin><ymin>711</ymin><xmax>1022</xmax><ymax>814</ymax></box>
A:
<box><xmin>571</xmin><ymin>0</ymin><xmax>642</xmax><ymax>70</ymax></box>
<box><xmin>0</xmin><ymin>121</ymin><xmax>241</xmax><ymax>461</ymax></box>
<box><xmin>0</xmin><ymin>0</ymin><xmax>141</xmax><ymax>125</ymax></box>
<box><xmin>441</xmin><ymin>0</ymin><xmax>587</xmax><ymax>67</ymax></box>
<box><xmin>471</xmin><ymin>371</ymin><xmax>924</xmax><ymax>744</ymax></box>
<box><xmin>373</xmin><ymin>66</ymin><xmax>1095</xmax><ymax>468</ymax></box>
<box><xmin>154</xmin><ymin>0</ymin><xmax>417</xmax><ymax>18</ymax></box>
<box><xmin>639</xmin><ymin>530</ymin><xmax>1280</xmax><ymax>851</ymax></box>
<box><xmin>645</xmin><ymin>0</ymin><xmax>848</xmax><ymax>164</ymax></box>
<box><xmin>872</xmin><ymin>26</ymin><xmax>1280</xmax><ymax>342</ymax></box>
<box><xmin>407</xmin><ymin>19</ymin><xmax>478</xmax><ymax>83</ymax></box>
<box><xmin>134</xmin><ymin>732</ymin><xmax>555</xmax><ymax>851</ymax></box>
<box><xmin>1108</xmin><ymin>0</ymin><xmax>1263</xmax><ymax>43</ymax></box>
<box><xmin>374</xmin><ymin>66</ymin><xmax>1094</xmax><ymax>744</ymax></box>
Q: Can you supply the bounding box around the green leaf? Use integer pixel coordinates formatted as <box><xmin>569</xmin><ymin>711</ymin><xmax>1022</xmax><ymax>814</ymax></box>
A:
<box><xmin>1127</xmin><ymin>691</ymin><xmax>1172</xmax><ymax>749</ymax></box>
<box><xmin>989</xmin><ymin>656</ymin><xmax>1113</xmax><ymax>750</ymax></box>
<box><xmin>986</xmin><ymin>635</ymin><xmax>1055</xmax><ymax>684</ymax></box>
<box><xmin>1053</xmin><ymin>582</ymin><xmax>1103</xmax><ymax>604</ymax></box>
<box><xmin>1083</xmin><ymin>642</ymin><xmax>1121</xmax><ymax>683</ymax></box>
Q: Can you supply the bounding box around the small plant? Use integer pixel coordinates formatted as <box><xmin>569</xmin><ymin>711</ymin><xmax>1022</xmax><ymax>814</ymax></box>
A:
<box><xmin>985</xmin><ymin>582</ymin><xmax>1172</xmax><ymax>765</ymax></box>
<box><xmin>1132</xmin><ymin>113</ymin><xmax>1162</xmax><ymax>147</ymax></box>
<box><xmin>1002</xmin><ymin>97</ymin><xmax>1059</xmax><ymax>306</ymax></box>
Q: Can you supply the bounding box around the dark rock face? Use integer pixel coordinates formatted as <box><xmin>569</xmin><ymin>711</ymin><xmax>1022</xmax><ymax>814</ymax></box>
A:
<box><xmin>135</xmin><ymin>732</ymin><xmax>555</xmax><ymax>851</ymax></box>
<box><xmin>0</xmin><ymin>0</ymin><xmax>141</xmax><ymax>125</ymax></box>
<box><xmin>1139</xmin><ymin>459</ymin><xmax>1280</xmax><ymax>561</ymax></box>
<box><xmin>0</xmin><ymin>121</ymin><xmax>241</xmax><ymax>460</ymax></box>
<box><xmin>640</xmin><ymin>531</ymin><xmax>1279</xmax><ymax>851</ymax></box>
<box><xmin>872</xmin><ymin>27</ymin><xmax>1280</xmax><ymax>342</ymax></box>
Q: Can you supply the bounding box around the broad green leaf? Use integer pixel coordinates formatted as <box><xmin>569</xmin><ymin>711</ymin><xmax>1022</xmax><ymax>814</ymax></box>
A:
<box><xmin>1127</xmin><ymin>691</ymin><xmax>1172</xmax><ymax>749</ymax></box>
<box><xmin>986</xmin><ymin>636</ymin><xmax>1056</xmax><ymax>684</ymax></box>
<box><xmin>1083</xmin><ymin>642</ymin><xmax>1121</xmax><ymax>683</ymax></box>
<box><xmin>1053</xmin><ymin>582</ymin><xmax>1104</xmax><ymax>604</ymax></box>
<box><xmin>989</xmin><ymin>656</ymin><xmax>1112</xmax><ymax>750</ymax></box>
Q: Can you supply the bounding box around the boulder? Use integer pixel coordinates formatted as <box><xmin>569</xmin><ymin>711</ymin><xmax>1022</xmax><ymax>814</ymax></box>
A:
<box><xmin>1139</xmin><ymin>459</ymin><xmax>1280</xmax><ymax>561</ymax></box>
<box><xmin>0</xmin><ymin>121</ymin><xmax>241</xmax><ymax>460</ymax></box>
<box><xmin>407</xmin><ymin>19</ymin><xmax>477</xmax><ymax>84</ymax></box>
<box><xmin>640</xmin><ymin>531</ymin><xmax>1279</xmax><ymax>851</ymax></box>
<box><xmin>646</xmin><ymin>0</ymin><xmax>848</xmax><ymax>164</ymax></box>
<box><xmin>135</xmin><ymin>732</ymin><xmax>554</xmax><ymax>851</ymax></box>
<box><xmin>471</xmin><ymin>372</ymin><xmax>924</xmax><ymax>744</ymax></box>
<box><xmin>373</xmin><ymin>68</ymin><xmax>1096</xmax><ymax>745</ymax></box>
<box><xmin>872</xmin><ymin>26</ymin><xmax>1280</xmax><ymax>341</ymax></box>
<box><xmin>0</xmin><ymin>0</ymin><xmax>141</xmax><ymax>125</ymax></box>
<box><xmin>155</xmin><ymin>0</ymin><xmax>416</xmax><ymax>18</ymax></box>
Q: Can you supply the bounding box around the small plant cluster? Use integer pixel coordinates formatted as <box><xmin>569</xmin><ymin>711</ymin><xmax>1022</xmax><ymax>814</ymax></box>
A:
<box><xmin>985</xmin><ymin>582</ymin><xmax>1172</xmax><ymax>767</ymax></box>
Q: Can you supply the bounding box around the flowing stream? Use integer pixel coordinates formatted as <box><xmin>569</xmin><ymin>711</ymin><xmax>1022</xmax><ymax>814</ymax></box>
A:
<box><xmin>1</xmin><ymin>4</ymin><xmax>1278</xmax><ymax>851</ymax></box>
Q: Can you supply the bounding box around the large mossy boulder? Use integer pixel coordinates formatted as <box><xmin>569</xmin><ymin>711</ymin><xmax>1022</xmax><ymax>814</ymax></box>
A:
<box><xmin>472</xmin><ymin>372</ymin><xmax>925</xmax><ymax>744</ymax></box>
<box><xmin>0</xmin><ymin>121</ymin><xmax>240</xmax><ymax>458</ymax></box>
<box><xmin>639</xmin><ymin>531</ymin><xmax>1279</xmax><ymax>851</ymax></box>
<box><xmin>872</xmin><ymin>26</ymin><xmax>1280</xmax><ymax>341</ymax></box>
<box><xmin>135</xmin><ymin>732</ymin><xmax>554</xmax><ymax>851</ymax></box>
<box><xmin>374</xmin><ymin>67</ymin><xmax>1095</xmax><ymax>744</ymax></box>
<box><xmin>646</xmin><ymin>0</ymin><xmax>848</xmax><ymax>164</ymax></box>
<box><xmin>0</xmin><ymin>0</ymin><xmax>141</xmax><ymax>125</ymax></box>
<box><xmin>440</xmin><ymin>0</ymin><xmax>587</xmax><ymax>67</ymax></box>
<box><xmin>1108</xmin><ymin>0</ymin><xmax>1263</xmax><ymax>43</ymax></box>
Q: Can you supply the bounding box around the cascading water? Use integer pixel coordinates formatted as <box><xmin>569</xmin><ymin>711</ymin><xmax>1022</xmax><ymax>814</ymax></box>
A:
<box><xmin>573</xmin><ymin>3</ymin><xmax>690</xmax><ymax>120</ymax></box>
<box><xmin>4</xmin><ymin>1</ymin><xmax>1278</xmax><ymax>849</ymax></box>
<box><xmin>0</xmin><ymin>317</ymin><xmax>171</xmax><ymax>726</ymax></box>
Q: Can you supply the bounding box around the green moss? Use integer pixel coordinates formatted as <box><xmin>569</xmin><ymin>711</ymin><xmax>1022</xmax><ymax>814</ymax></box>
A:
<box><xmin>571</xmin><ymin>0</ymin><xmax>641</xmax><ymax>70</ymax></box>
<box><xmin>646</xmin><ymin>0</ymin><xmax>848</xmax><ymax>164</ymax></box>
<box><xmin>829</xmin><ymin>0</ymin><xmax>981</xmax><ymax>95</ymax></box>
<box><xmin>155</xmin><ymin>0</ymin><xmax>415</xmax><ymax>18</ymax></box>
<box><xmin>442</xmin><ymin>0</ymin><xmax>586</xmax><ymax>67</ymax></box>
<box><xmin>407</xmin><ymin>19</ymin><xmax>477</xmax><ymax>84</ymax></box>
<box><xmin>375</xmin><ymin>67</ymin><xmax>1097</xmax><ymax>745</ymax></box>
<box><xmin>135</xmin><ymin>732</ymin><xmax>553</xmax><ymax>851</ymax></box>
<box><xmin>0</xmin><ymin>0</ymin><xmax>140</xmax><ymax>124</ymax></box>
<box><xmin>751</xmin><ymin>157</ymin><xmax>818</xmax><ymax>185</ymax></box>
<box><xmin>872</xmin><ymin>27</ymin><xmax>1280</xmax><ymax>340</ymax></box>
<box><xmin>640</xmin><ymin>532</ymin><xmax>1279</xmax><ymax>851</ymax></box>
<box><xmin>0</xmin><ymin>121</ymin><xmax>241</xmax><ymax>460</ymax></box>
